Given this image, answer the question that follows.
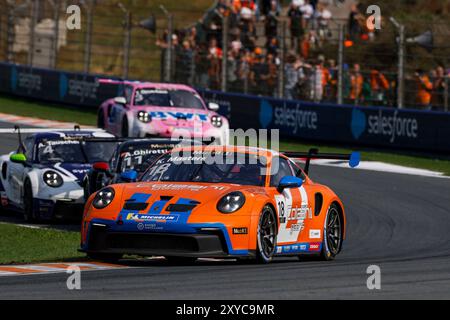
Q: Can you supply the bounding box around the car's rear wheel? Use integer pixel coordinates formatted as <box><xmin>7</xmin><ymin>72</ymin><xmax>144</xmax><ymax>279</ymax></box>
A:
<box><xmin>87</xmin><ymin>252</ymin><xmax>122</xmax><ymax>263</ymax></box>
<box><xmin>97</xmin><ymin>110</ymin><xmax>105</xmax><ymax>129</ymax></box>
<box><xmin>23</xmin><ymin>180</ymin><xmax>37</xmax><ymax>222</ymax></box>
<box><xmin>121</xmin><ymin>116</ymin><xmax>129</xmax><ymax>137</ymax></box>
<box><xmin>320</xmin><ymin>203</ymin><xmax>342</xmax><ymax>261</ymax></box>
<box><xmin>165</xmin><ymin>256</ymin><xmax>197</xmax><ymax>265</ymax></box>
<box><xmin>256</xmin><ymin>205</ymin><xmax>277</xmax><ymax>263</ymax></box>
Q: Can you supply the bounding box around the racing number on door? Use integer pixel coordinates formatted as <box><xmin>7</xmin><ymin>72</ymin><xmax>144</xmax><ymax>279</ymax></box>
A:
<box><xmin>275</xmin><ymin>188</ymin><xmax>309</xmax><ymax>244</ymax></box>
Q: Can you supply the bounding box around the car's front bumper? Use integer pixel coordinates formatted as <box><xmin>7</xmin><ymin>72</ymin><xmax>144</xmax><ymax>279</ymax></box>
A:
<box><xmin>35</xmin><ymin>198</ymin><xmax>84</xmax><ymax>220</ymax></box>
<box><xmin>81</xmin><ymin>219</ymin><xmax>252</xmax><ymax>258</ymax></box>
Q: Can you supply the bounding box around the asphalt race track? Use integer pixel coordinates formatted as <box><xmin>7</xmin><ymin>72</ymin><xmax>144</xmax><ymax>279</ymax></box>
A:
<box><xmin>1</xmin><ymin>120</ymin><xmax>450</xmax><ymax>299</ymax></box>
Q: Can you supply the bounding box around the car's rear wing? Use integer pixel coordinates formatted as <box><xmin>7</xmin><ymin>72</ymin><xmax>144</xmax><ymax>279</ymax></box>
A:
<box><xmin>283</xmin><ymin>148</ymin><xmax>360</xmax><ymax>174</ymax></box>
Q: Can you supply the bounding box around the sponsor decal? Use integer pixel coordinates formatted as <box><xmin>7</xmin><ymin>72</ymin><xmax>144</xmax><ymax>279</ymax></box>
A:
<box><xmin>309</xmin><ymin>229</ymin><xmax>321</xmax><ymax>239</ymax></box>
<box><xmin>11</xmin><ymin>67</ymin><xmax>42</xmax><ymax>93</ymax></box>
<box><xmin>351</xmin><ymin>108</ymin><xmax>419</xmax><ymax>143</ymax></box>
<box><xmin>148</xmin><ymin>111</ymin><xmax>208</xmax><ymax>122</ymax></box>
<box><xmin>59</xmin><ymin>73</ymin><xmax>99</xmax><ymax>101</ymax></box>
<box><xmin>232</xmin><ymin>227</ymin><xmax>248</xmax><ymax>234</ymax></box>
<box><xmin>273</xmin><ymin>103</ymin><xmax>318</xmax><ymax>134</ymax></box>
<box><xmin>126</xmin><ymin>213</ymin><xmax>179</xmax><ymax>223</ymax></box>
<box><xmin>309</xmin><ymin>242</ymin><xmax>321</xmax><ymax>251</ymax></box>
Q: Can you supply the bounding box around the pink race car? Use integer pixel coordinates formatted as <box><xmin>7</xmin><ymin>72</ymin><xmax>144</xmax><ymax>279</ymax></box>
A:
<box><xmin>97</xmin><ymin>80</ymin><xmax>229</xmax><ymax>144</ymax></box>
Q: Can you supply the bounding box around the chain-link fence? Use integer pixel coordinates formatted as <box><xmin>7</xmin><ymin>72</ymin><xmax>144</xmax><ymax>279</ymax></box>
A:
<box><xmin>1</xmin><ymin>0</ymin><xmax>449</xmax><ymax>112</ymax></box>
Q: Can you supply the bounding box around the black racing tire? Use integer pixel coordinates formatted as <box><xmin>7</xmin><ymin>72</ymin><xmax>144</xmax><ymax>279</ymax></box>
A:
<box><xmin>23</xmin><ymin>179</ymin><xmax>37</xmax><ymax>222</ymax></box>
<box><xmin>121</xmin><ymin>116</ymin><xmax>129</xmax><ymax>138</ymax></box>
<box><xmin>256</xmin><ymin>205</ymin><xmax>277</xmax><ymax>264</ymax></box>
<box><xmin>319</xmin><ymin>203</ymin><xmax>343</xmax><ymax>261</ymax></box>
<box><xmin>97</xmin><ymin>110</ymin><xmax>105</xmax><ymax>129</ymax></box>
<box><xmin>165</xmin><ymin>256</ymin><xmax>198</xmax><ymax>265</ymax></box>
<box><xmin>87</xmin><ymin>252</ymin><xmax>122</xmax><ymax>263</ymax></box>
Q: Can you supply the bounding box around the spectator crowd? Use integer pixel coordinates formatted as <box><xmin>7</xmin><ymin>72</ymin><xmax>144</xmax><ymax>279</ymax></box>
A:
<box><xmin>156</xmin><ymin>0</ymin><xmax>449</xmax><ymax>111</ymax></box>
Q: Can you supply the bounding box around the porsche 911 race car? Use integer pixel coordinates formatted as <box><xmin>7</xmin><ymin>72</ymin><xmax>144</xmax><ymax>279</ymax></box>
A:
<box><xmin>80</xmin><ymin>145</ymin><xmax>359</xmax><ymax>263</ymax></box>
<box><xmin>82</xmin><ymin>138</ymin><xmax>201</xmax><ymax>200</ymax></box>
<box><xmin>0</xmin><ymin>129</ymin><xmax>119</xmax><ymax>221</ymax></box>
<box><xmin>97</xmin><ymin>79</ymin><xmax>229</xmax><ymax>144</ymax></box>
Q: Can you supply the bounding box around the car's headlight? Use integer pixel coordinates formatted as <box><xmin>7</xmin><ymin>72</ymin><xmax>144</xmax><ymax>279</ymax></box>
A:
<box><xmin>137</xmin><ymin>111</ymin><xmax>151</xmax><ymax>123</ymax></box>
<box><xmin>211</xmin><ymin>115</ymin><xmax>223</xmax><ymax>128</ymax></box>
<box><xmin>217</xmin><ymin>191</ymin><xmax>245</xmax><ymax>213</ymax></box>
<box><xmin>43</xmin><ymin>170</ymin><xmax>63</xmax><ymax>188</ymax></box>
<box><xmin>92</xmin><ymin>187</ymin><xmax>115</xmax><ymax>209</ymax></box>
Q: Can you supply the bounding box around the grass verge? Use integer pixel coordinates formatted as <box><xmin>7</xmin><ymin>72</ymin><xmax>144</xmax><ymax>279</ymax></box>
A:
<box><xmin>0</xmin><ymin>223</ymin><xmax>84</xmax><ymax>265</ymax></box>
<box><xmin>1</xmin><ymin>94</ymin><xmax>450</xmax><ymax>175</ymax></box>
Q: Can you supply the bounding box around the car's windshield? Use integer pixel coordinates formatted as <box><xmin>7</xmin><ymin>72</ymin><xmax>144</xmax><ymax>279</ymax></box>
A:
<box><xmin>141</xmin><ymin>151</ymin><xmax>267</xmax><ymax>186</ymax></box>
<box><xmin>117</xmin><ymin>142</ymin><xmax>181</xmax><ymax>174</ymax></box>
<box><xmin>37</xmin><ymin>139</ymin><xmax>86</xmax><ymax>163</ymax></box>
<box><xmin>82</xmin><ymin>140</ymin><xmax>118</xmax><ymax>163</ymax></box>
<box><xmin>37</xmin><ymin>139</ymin><xmax>118</xmax><ymax>164</ymax></box>
<box><xmin>133</xmin><ymin>89</ymin><xmax>204</xmax><ymax>109</ymax></box>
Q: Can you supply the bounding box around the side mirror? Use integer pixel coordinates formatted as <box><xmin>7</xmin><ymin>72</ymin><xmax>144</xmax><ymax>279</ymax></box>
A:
<box><xmin>120</xmin><ymin>170</ymin><xmax>138</xmax><ymax>182</ymax></box>
<box><xmin>10</xmin><ymin>153</ymin><xmax>27</xmax><ymax>164</ymax></box>
<box><xmin>114</xmin><ymin>97</ymin><xmax>127</xmax><ymax>105</ymax></box>
<box><xmin>278</xmin><ymin>176</ymin><xmax>303</xmax><ymax>190</ymax></box>
<box><xmin>208</xmin><ymin>102</ymin><xmax>219</xmax><ymax>111</ymax></box>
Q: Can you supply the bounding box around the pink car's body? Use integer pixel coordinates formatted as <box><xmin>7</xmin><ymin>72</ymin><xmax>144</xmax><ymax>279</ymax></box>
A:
<box><xmin>97</xmin><ymin>80</ymin><xmax>229</xmax><ymax>144</ymax></box>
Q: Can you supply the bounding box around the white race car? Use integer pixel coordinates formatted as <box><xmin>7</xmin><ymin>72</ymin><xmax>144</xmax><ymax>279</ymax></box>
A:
<box><xmin>0</xmin><ymin>129</ymin><xmax>118</xmax><ymax>221</ymax></box>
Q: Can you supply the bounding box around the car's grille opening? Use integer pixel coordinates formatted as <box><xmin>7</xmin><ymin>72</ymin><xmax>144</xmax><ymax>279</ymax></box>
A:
<box><xmin>87</xmin><ymin>224</ymin><xmax>228</xmax><ymax>256</ymax></box>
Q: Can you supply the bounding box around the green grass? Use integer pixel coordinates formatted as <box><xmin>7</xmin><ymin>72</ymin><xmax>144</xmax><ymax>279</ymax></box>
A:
<box><xmin>0</xmin><ymin>96</ymin><xmax>97</xmax><ymax>126</ymax></box>
<box><xmin>1</xmin><ymin>94</ymin><xmax>450</xmax><ymax>175</ymax></box>
<box><xmin>0</xmin><ymin>223</ymin><xmax>84</xmax><ymax>265</ymax></box>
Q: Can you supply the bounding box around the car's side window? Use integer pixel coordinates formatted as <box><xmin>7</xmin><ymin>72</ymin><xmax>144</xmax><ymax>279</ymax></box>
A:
<box><xmin>18</xmin><ymin>137</ymin><xmax>34</xmax><ymax>161</ymax></box>
<box><xmin>124</xmin><ymin>85</ymin><xmax>133</xmax><ymax>104</ymax></box>
<box><xmin>270</xmin><ymin>157</ymin><xmax>295</xmax><ymax>187</ymax></box>
<box><xmin>289</xmin><ymin>159</ymin><xmax>306</xmax><ymax>180</ymax></box>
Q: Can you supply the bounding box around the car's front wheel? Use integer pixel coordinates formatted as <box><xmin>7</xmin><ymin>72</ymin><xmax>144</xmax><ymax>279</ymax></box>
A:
<box><xmin>23</xmin><ymin>179</ymin><xmax>37</xmax><ymax>222</ymax></box>
<box><xmin>256</xmin><ymin>205</ymin><xmax>277</xmax><ymax>263</ymax></box>
<box><xmin>320</xmin><ymin>203</ymin><xmax>343</xmax><ymax>261</ymax></box>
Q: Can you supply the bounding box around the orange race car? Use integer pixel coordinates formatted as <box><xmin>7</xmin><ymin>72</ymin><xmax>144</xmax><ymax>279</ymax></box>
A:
<box><xmin>80</xmin><ymin>146</ymin><xmax>359</xmax><ymax>263</ymax></box>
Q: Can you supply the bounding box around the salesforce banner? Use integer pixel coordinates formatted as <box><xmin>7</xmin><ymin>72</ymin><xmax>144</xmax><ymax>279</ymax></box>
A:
<box><xmin>202</xmin><ymin>90</ymin><xmax>450</xmax><ymax>153</ymax></box>
<box><xmin>1</xmin><ymin>62</ymin><xmax>449</xmax><ymax>152</ymax></box>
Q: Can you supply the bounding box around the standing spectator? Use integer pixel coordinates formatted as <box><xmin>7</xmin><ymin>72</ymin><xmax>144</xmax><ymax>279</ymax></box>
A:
<box><xmin>288</xmin><ymin>0</ymin><xmax>304</xmax><ymax>51</ymax></box>
<box><xmin>207</xmin><ymin>38</ymin><xmax>222</xmax><ymax>89</ymax></box>
<box><xmin>266</xmin><ymin>37</ymin><xmax>279</xmax><ymax>56</ymax></box>
<box><xmin>350</xmin><ymin>63</ymin><xmax>364</xmax><ymax>103</ymax></box>
<box><xmin>227</xmin><ymin>50</ymin><xmax>240</xmax><ymax>92</ymax></box>
<box><xmin>415</xmin><ymin>69</ymin><xmax>433</xmax><ymax>109</ymax></box>
<box><xmin>309</xmin><ymin>60</ymin><xmax>324</xmax><ymax>102</ymax></box>
<box><xmin>265</xmin><ymin>1</ymin><xmax>279</xmax><ymax>39</ymax></box>
<box><xmin>432</xmin><ymin>65</ymin><xmax>447</xmax><ymax>110</ymax></box>
<box><xmin>266</xmin><ymin>53</ymin><xmax>278</xmax><ymax>96</ymax></box>
<box><xmin>316</xmin><ymin>3</ymin><xmax>332</xmax><ymax>42</ymax></box>
<box><xmin>370</xmin><ymin>69</ymin><xmax>390</xmax><ymax>104</ymax></box>
<box><xmin>348</xmin><ymin>4</ymin><xmax>363</xmax><ymax>39</ymax></box>
<box><xmin>300</xmin><ymin>0</ymin><xmax>315</xmax><ymax>30</ymax></box>
<box><xmin>284</xmin><ymin>53</ymin><xmax>299</xmax><ymax>100</ymax></box>
<box><xmin>250</xmin><ymin>48</ymin><xmax>269</xmax><ymax>95</ymax></box>
<box><xmin>239</xmin><ymin>7</ymin><xmax>257</xmax><ymax>51</ymax></box>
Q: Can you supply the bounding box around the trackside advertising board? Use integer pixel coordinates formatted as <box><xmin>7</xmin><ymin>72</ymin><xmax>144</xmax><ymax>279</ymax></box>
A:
<box><xmin>1</xmin><ymin>62</ymin><xmax>449</xmax><ymax>153</ymax></box>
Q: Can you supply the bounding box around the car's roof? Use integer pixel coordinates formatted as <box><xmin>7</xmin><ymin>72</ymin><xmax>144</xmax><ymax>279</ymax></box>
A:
<box><xmin>130</xmin><ymin>82</ymin><xmax>197</xmax><ymax>92</ymax></box>
<box><xmin>119</xmin><ymin>138</ymin><xmax>201</xmax><ymax>149</ymax></box>
<box><xmin>32</xmin><ymin>131</ymin><xmax>115</xmax><ymax>141</ymax></box>
<box><xmin>171</xmin><ymin>145</ymin><xmax>280</xmax><ymax>158</ymax></box>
